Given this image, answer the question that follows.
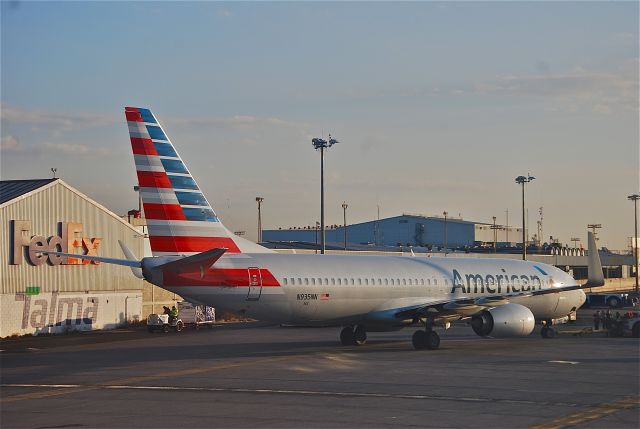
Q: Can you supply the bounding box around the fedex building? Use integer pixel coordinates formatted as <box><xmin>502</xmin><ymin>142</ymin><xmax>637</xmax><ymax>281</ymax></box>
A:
<box><xmin>0</xmin><ymin>179</ymin><xmax>145</xmax><ymax>337</ymax></box>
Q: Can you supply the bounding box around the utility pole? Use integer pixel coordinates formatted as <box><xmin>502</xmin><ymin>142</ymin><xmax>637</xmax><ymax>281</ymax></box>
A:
<box><xmin>255</xmin><ymin>197</ymin><xmax>264</xmax><ymax>243</ymax></box>
<box><xmin>342</xmin><ymin>202</ymin><xmax>348</xmax><ymax>251</ymax></box>
<box><xmin>628</xmin><ymin>194</ymin><xmax>639</xmax><ymax>295</ymax></box>
<box><xmin>505</xmin><ymin>209</ymin><xmax>509</xmax><ymax>244</ymax></box>
<box><xmin>443</xmin><ymin>211</ymin><xmax>448</xmax><ymax>256</ymax></box>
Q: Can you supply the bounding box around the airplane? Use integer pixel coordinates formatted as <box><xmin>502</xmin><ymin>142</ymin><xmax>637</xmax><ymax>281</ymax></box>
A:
<box><xmin>44</xmin><ymin>107</ymin><xmax>605</xmax><ymax>350</ymax></box>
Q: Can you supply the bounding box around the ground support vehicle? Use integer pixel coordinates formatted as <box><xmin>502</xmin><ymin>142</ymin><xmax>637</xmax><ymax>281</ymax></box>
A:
<box><xmin>178</xmin><ymin>301</ymin><xmax>215</xmax><ymax>330</ymax></box>
<box><xmin>583</xmin><ymin>293</ymin><xmax>627</xmax><ymax>309</ymax></box>
<box><xmin>147</xmin><ymin>313</ymin><xmax>184</xmax><ymax>333</ymax></box>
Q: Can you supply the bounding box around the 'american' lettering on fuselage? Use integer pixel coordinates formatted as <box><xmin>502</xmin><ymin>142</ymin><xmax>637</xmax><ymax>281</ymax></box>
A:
<box><xmin>451</xmin><ymin>269</ymin><xmax>543</xmax><ymax>294</ymax></box>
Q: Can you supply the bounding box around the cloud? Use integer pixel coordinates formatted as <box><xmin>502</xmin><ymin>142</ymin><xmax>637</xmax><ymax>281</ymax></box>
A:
<box><xmin>0</xmin><ymin>135</ymin><xmax>22</xmax><ymax>152</ymax></box>
<box><xmin>40</xmin><ymin>142</ymin><xmax>109</xmax><ymax>156</ymax></box>
<box><xmin>472</xmin><ymin>64</ymin><xmax>639</xmax><ymax>113</ymax></box>
<box><xmin>165</xmin><ymin>114</ymin><xmax>306</xmax><ymax>131</ymax></box>
<box><xmin>1</xmin><ymin>104</ymin><xmax>117</xmax><ymax>132</ymax></box>
<box><xmin>217</xmin><ymin>7</ymin><xmax>233</xmax><ymax>17</ymax></box>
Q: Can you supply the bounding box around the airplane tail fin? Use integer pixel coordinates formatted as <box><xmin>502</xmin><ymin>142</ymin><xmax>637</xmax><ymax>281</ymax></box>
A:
<box><xmin>124</xmin><ymin>107</ymin><xmax>270</xmax><ymax>256</ymax></box>
<box><xmin>584</xmin><ymin>231</ymin><xmax>604</xmax><ymax>288</ymax></box>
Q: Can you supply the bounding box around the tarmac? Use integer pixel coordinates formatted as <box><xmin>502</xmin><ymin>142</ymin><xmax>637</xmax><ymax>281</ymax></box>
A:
<box><xmin>1</xmin><ymin>309</ymin><xmax>638</xmax><ymax>429</ymax></box>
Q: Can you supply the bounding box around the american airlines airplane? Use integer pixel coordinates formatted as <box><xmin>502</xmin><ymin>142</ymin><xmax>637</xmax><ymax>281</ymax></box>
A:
<box><xmin>47</xmin><ymin>107</ymin><xmax>605</xmax><ymax>350</ymax></box>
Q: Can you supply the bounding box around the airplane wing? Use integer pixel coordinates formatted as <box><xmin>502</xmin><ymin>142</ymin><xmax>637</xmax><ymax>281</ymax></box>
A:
<box><xmin>387</xmin><ymin>232</ymin><xmax>605</xmax><ymax>324</ymax></box>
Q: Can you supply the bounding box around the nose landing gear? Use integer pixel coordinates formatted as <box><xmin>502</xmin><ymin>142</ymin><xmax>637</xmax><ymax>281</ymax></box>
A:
<box><xmin>540</xmin><ymin>320</ymin><xmax>557</xmax><ymax>338</ymax></box>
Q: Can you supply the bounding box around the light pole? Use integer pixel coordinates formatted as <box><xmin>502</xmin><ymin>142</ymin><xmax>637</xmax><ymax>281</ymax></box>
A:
<box><xmin>570</xmin><ymin>237</ymin><xmax>580</xmax><ymax>249</ymax></box>
<box><xmin>312</xmin><ymin>135</ymin><xmax>339</xmax><ymax>254</ymax></box>
<box><xmin>342</xmin><ymin>202</ymin><xmax>348</xmax><ymax>251</ymax></box>
<box><xmin>515</xmin><ymin>174</ymin><xmax>535</xmax><ymax>260</ymax></box>
<box><xmin>256</xmin><ymin>197</ymin><xmax>264</xmax><ymax>243</ymax></box>
<box><xmin>628</xmin><ymin>194</ymin><xmax>639</xmax><ymax>295</ymax></box>
<box><xmin>587</xmin><ymin>223</ymin><xmax>602</xmax><ymax>238</ymax></box>
<box><xmin>443</xmin><ymin>211</ymin><xmax>448</xmax><ymax>255</ymax></box>
<box><xmin>490</xmin><ymin>216</ymin><xmax>503</xmax><ymax>254</ymax></box>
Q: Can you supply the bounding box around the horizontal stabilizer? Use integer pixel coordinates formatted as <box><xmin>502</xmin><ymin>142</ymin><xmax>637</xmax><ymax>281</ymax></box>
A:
<box><xmin>154</xmin><ymin>247</ymin><xmax>227</xmax><ymax>274</ymax></box>
<box><xmin>38</xmin><ymin>250</ymin><xmax>142</xmax><ymax>268</ymax></box>
<box><xmin>119</xmin><ymin>240</ymin><xmax>143</xmax><ymax>279</ymax></box>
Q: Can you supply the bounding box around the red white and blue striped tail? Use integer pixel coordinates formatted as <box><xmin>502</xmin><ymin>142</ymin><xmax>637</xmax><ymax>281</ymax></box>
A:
<box><xmin>125</xmin><ymin>107</ymin><xmax>270</xmax><ymax>256</ymax></box>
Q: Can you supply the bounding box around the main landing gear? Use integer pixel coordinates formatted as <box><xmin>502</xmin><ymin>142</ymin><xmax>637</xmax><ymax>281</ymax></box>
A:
<box><xmin>340</xmin><ymin>325</ymin><xmax>367</xmax><ymax>346</ymax></box>
<box><xmin>540</xmin><ymin>320</ymin><xmax>557</xmax><ymax>339</ymax></box>
<box><xmin>412</xmin><ymin>317</ymin><xmax>440</xmax><ymax>350</ymax></box>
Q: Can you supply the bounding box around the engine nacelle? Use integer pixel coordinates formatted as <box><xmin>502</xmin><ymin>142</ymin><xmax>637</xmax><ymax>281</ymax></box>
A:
<box><xmin>471</xmin><ymin>303</ymin><xmax>535</xmax><ymax>337</ymax></box>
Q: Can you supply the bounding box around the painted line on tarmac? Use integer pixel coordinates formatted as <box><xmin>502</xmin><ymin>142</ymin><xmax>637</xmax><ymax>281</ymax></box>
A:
<box><xmin>0</xmin><ymin>354</ymin><xmax>299</xmax><ymax>403</ymax></box>
<box><xmin>547</xmin><ymin>360</ymin><xmax>580</xmax><ymax>365</ymax></box>
<box><xmin>530</xmin><ymin>396</ymin><xmax>640</xmax><ymax>429</ymax></box>
<box><xmin>1</xmin><ymin>383</ymin><xmax>581</xmax><ymax>408</ymax></box>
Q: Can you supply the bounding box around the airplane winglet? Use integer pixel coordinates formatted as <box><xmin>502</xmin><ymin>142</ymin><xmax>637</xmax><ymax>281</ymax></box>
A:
<box><xmin>155</xmin><ymin>248</ymin><xmax>227</xmax><ymax>274</ymax></box>
<box><xmin>583</xmin><ymin>231</ymin><xmax>604</xmax><ymax>288</ymax></box>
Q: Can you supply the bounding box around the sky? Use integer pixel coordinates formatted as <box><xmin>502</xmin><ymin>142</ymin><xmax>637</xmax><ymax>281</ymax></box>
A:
<box><xmin>1</xmin><ymin>1</ymin><xmax>638</xmax><ymax>251</ymax></box>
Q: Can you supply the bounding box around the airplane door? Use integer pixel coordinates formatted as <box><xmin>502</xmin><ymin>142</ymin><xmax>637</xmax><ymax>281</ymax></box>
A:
<box><xmin>247</xmin><ymin>267</ymin><xmax>262</xmax><ymax>300</ymax></box>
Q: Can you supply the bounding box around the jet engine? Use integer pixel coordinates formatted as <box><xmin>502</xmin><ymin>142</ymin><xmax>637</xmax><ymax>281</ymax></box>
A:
<box><xmin>471</xmin><ymin>303</ymin><xmax>535</xmax><ymax>337</ymax></box>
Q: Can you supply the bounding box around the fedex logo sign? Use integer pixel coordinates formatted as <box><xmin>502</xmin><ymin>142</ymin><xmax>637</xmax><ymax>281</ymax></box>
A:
<box><xmin>11</xmin><ymin>220</ymin><xmax>102</xmax><ymax>266</ymax></box>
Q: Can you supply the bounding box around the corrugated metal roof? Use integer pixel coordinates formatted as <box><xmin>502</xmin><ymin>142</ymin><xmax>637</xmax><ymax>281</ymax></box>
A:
<box><xmin>0</xmin><ymin>179</ymin><xmax>58</xmax><ymax>204</ymax></box>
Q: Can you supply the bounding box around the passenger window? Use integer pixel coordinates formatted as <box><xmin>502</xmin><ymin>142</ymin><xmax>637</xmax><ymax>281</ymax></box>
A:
<box><xmin>364</xmin><ymin>279</ymin><xmax>369</xmax><ymax>286</ymax></box>
<box><xmin>311</xmin><ymin>278</ymin><xmax>315</xmax><ymax>286</ymax></box>
<box><xmin>402</xmin><ymin>279</ymin><xmax>406</xmax><ymax>286</ymax></box>
<box><xmin>378</xmin><ymin>278</ymin><xmax>382</xmax><ymax>285</ymax></box>
<box><xmin>331</xmin><ymin>278</ymin><xmax>335</xmax><ymax>285</ymax></box>
<box><xmin>304</xmin><ymin>278</ymin><xmax>309</xmax><ymax>285</ymax></box>
<box><xmin>297</xmin><ymin>278</ymin><xmax>302</xmax><ymax>285</ymax></box>
<box><xmin>408</xmin><ymin>279</ymin><xmax>412</xmax><ymax>286</ymax></box>
<box><xmin>350</xmin><ymin>279</ymin><xmax>354</xmax><ymax>285</ymax></box>
<box><xmin>396</xmin><ymin>278</ymin><xmax>400</xmax><ymax>285</ymax></box>
<box><xmin>324</xmin><ymin>278</ymin><xmax>328</xmax><ymax>285</ymax></box>
<box><xmin>344</xmin><ymin>278</ymin><xmax>348</xmax><ymax>285</ymax></box>
<box><xmin>384</xmin><ymin>279</ymin><xmax>388</xmax><ymax>286</ymax></box>
<box><xmin>358</xmin><ymin>278</ymin><xmax>362</xmax><ymax>285</ymax></box>
<box><xmin>434</xmin><ymin>279</ymin><xmax>437</xmax><ymax>285</ymax></box>
<box><xmin>283</xmin><ymin>278</ymin><xmax>288</xmax><ymax>285</ymax></box>
<box><xmin>420</xmin><ymin>279</ymin><xmax>424</xmax><ymax>286</ymax></box>
<box><xmin>337</xmin><ymin>278</ymin><xmax>341</xmax><ymax>286</ymax></box>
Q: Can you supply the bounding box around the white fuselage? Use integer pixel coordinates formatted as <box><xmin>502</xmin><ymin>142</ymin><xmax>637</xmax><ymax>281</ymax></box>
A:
<box><xmin>155</xmin><ymin>253</ymin><xmax>585</xmax><ymax>328</ymax></box>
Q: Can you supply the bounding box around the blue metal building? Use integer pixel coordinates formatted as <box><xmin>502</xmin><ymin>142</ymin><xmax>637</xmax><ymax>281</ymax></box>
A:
<box><xmin>263</xmin><ymin>214</ymin><xmax>476</xmax><ymax>249</ymax></box>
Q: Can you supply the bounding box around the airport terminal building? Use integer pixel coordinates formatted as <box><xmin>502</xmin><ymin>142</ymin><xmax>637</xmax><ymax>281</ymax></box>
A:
<box><xmin>0</xmin><ymin>179</ymin><xmax>147</xmax><ymax>337</ymax></box>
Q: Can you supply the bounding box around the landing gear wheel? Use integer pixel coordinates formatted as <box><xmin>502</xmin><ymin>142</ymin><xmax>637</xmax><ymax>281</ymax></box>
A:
<box><xmin>412</xmin><ymin>330</ymin><xmax>427</xmax><ymax>350</ymax></box>
<box><xmin>353</xmin><ymin>325</ymin><xmax>367</xmax><ymax>345</ymax></box>
<box><xmin>541</xmin><ymin>326</ymin><xmax>556</xmax><ymax>338</ymax></box>
<box><xmin>340</xmin><ymin>326</ymin><xmax>355</xmax><ymax>346</ymax></box>
<box><xmin>426</xmin><ymin>331</ymin><xmax>440</xmax><ymax>349</ymax></box>
<box><xmin>175</xmin><ymin>321</ymin><xmax>184</xmax><ymax>332</ymax></box>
